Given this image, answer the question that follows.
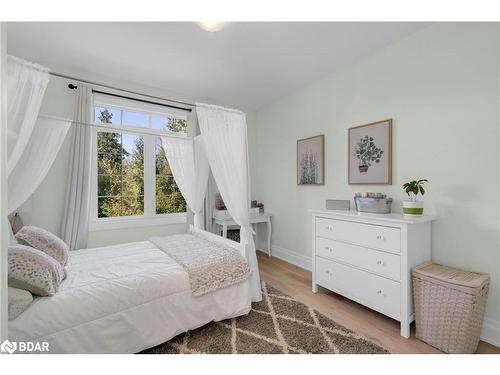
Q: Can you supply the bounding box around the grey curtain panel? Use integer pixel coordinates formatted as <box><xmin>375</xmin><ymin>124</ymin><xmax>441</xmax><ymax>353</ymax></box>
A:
<box><xmin>61</xmin><ymin>84</ymin><xmax>93</xmax><ymax>250</ymax></box>
<box><xmin>204</xmin><ymin>173</ymin><xmax>216</xmax><ymax>233</ymax></box>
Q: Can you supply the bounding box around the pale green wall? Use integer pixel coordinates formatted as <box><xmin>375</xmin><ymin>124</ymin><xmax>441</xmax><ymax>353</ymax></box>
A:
<box><xmin>249</xmin><ymin>23</ymin><xmax>500</xmax><ymax>321</ymax></box>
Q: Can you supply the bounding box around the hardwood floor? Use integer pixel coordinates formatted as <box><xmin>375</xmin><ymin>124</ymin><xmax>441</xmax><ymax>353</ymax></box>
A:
<box><xmin>257</xmin><ymin>251</ymin><xmax>500</xmax><ymax>354</ymax></box>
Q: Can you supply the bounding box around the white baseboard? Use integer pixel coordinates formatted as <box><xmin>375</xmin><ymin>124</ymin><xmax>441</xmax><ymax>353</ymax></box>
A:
<box><xmin>257</xmin><ymin>245</ymin><xmax>499</xmax><ymax>349</ymax></box>
<box><xmin>481</xmin><ymin>317</ymin><xmax>500</xmax><ymax>348</ymax></box>
<box><xmin>258</xmin><ymin>245</ymin><xmax>312</xmax><ymax>271</ymax></box>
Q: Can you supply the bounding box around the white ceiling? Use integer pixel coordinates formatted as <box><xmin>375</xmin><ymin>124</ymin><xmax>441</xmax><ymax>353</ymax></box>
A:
<box><xmin>7</xmin><ymin>22</ymin><xmax>429</xmax><ymax>109</ymax></box>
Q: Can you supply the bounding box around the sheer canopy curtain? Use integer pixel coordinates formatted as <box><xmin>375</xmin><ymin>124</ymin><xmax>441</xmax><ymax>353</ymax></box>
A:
<box><xmin>61</xmin><ymin>84</ymin><xmax>93</xmax><ymax>250</ymax></box>
<box><xmin>6</xmin><ymin>55</ymin><xmax>50</xmax><ymax>242</ymax></box>
<box><xmin>196</xmin><ymin>103</ymin><xmax>262</xmax><ymax>302</ymax></box>
<box><xmin>8</xmin><ymin>116</ymin><xmax>71</xmax><ymax>213</ymax></box>
<box><xmin>161</xmin><ymin>135</ymin><xmax>210</xmax><ymax>229</ymax></box>
<box><xmin>7</xmin><ymin>55</ymin><xmax>50</xmax><ymax>177</ymax></box>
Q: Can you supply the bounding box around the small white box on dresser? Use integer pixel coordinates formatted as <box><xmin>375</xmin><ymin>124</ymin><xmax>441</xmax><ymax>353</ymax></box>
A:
<box><xmin>310</xmin><ymin>209</ymin><xmax>436</xmax><ymax>338</ymax></box>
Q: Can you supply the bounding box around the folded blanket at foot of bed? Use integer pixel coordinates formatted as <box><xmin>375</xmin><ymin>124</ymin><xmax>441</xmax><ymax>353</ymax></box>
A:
<box><xmin>149</xmin><ymin>233</ymin><xmax>251</xmax><ymax>296</ymax></box>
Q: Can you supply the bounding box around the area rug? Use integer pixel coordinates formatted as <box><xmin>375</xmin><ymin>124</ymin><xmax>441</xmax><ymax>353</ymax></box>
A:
<box><xmin>141</xmin><ymin>281</ymin><xmax>389</xmax><ymax>354</ymax></box>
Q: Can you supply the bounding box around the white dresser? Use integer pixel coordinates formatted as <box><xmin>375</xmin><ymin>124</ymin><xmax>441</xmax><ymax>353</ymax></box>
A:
<box><xmin>311</xmin><ymin>209</ymin><xmax>435</xmax><ymax>337</ymax></box>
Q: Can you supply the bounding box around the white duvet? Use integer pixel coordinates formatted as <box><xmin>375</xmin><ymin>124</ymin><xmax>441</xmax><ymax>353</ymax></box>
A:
<box><xmin>9</xmin><ymin>239</ymin><xmax>252</xmax><ymax>354</ymax></box>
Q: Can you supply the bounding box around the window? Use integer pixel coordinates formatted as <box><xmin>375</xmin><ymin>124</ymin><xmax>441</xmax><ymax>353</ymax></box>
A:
<box><xmin>97</xmin><ymin>131</ymin><xmax>144</xmax><ymax>218</ymax></box>
<box><xmin>90</xmin><ymin>93</ymin><xmax>189</xmax><ymax>230</ymax></box>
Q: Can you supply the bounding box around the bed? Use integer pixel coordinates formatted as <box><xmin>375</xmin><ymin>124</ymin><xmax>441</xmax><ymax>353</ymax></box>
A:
<box><xmin>8</xmin><ymin>227</ymin><xmax>252</xmax><ymax>354</ymax></box>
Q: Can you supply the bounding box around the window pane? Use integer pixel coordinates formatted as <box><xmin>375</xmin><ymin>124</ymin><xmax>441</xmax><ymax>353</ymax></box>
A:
<box><xmin>123</xmin><ymin>169</ymin><xmax>144</xmax><ymax>196</ymax></box>
<box><xmin>151</xmin><ymin>116</ymin><xmax>187</xmax><ymax>133</ymax></box>
<box><xmin>156</xmin><ymin>137</ymin><xmax>186</xmax><ymax>214</ymax></box>
<box><xmin>172</xmin><ymin>190</ymin><xmax>187</xmax><ymax>213</ymax></box>
<box><xmin>98</xmin><ymin>197</ymin><xmax>122</xmax><ymax>218</ymax></box>
<box><xmin>98</xmin><ymin>153</ymin><xmax>122</xmax><ymax>175</ymax></box>
<box><xmin>122</xmin><ymin>196</ymin><xmax>144</xmax><ymax>217</ymax></box>
<box><xmin>97</xmin><ymin>132</ymin><xmax>144</xmax><ymax>218</ymax></box>
<box><xmin>122</xmin><ymin>111</ymin><xmax>148</xmax><ymax>128</ymax></box>
<box><xmin>156</xmin><ymin>177</ymin><xmax>177</xmax><ymax>214</ymax></box>
<box><xmin>155</xmin><ymin>136</ymin><xmax>162</xmax><ymax>151</ymax></box>
<box><xmin>155</xmin><ymin>139</ymin><xmax>169</xmax><ymax>175</ymax></box>
<box><xmin>95</xmin><ymin>107</ymin><xmax>121</xmax><ymax>125</ymax></box>
<box><xmin>166</xmin><ymin>118</ymin><xmax>187</xmax><ymax>133</ymax></box>
<box><xmin>121</xmin><ymin>133</ymin><xmax>140</xmax><ymax>156</ymax></box>
<box><xmin>151</xmin><ymin>115</ymin><xmax>167</xmax><ymax>131</ymax></box>
<box><xmin>97</xmin><ymin>132</ymin><xmax>122</xmax><ymax>153</ymax></box>
<box><xmin>98</xmin><ymin>174</ymin><xmax>121</xmax><ymax>196</ymax></box>
<box><xmin>122</xmin><ymin>134</ymin><xmax>144</xmax><ymax>198</ymax></box>
<box><xmin>157</xmin><ymin>180</ymin><xmax>186</xmax><ymax>214</ymax></box>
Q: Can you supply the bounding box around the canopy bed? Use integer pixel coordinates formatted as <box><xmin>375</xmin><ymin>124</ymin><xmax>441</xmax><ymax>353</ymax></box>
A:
<box><xmin>6</xmin><ymin>56</ymin><xmax>262</xmax><ymax>353</ymax></box>
<box><xmin>9</xmin><ymin>227</ymin><xmax>253</xmax><ymax>354</ymax></box>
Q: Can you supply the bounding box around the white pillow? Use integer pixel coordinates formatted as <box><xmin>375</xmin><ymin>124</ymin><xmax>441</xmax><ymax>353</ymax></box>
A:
<box><xmin>8</xmin><ymin>287</ymin><xmax>33</xmax><ymax>320</ymax></box>
<box><xmin>8</xmin><ymin>244</ymin><xmax>64</xmax><ymax>296</ymax></box>
<box><xmin>15</xmin><ymin>226</ymin><xmax>69</xmax><ymax>267</ymax></box>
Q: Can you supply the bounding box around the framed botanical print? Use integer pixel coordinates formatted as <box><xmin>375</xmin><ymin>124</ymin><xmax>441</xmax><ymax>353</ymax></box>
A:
<box><xmin>348</xmin><ymin>119</ymin><xmax>392</xmax><ymax>184</ymax></box>
<box><xmin>297</xmin><ymin>134</ymin><xmax>324</xmax><ymax>185</ymax></box>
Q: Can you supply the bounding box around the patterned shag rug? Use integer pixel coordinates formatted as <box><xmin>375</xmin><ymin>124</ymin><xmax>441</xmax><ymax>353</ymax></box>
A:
<box><xmin>141</xmin><ymin>281</ymin><xmax>389</xmax><ymax>354</ymax></box>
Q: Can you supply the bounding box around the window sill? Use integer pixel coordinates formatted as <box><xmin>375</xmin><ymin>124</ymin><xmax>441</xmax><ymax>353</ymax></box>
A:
<box><xmin>88</xmin><ymin>213</ymin><xmax>187</xmax><ymax>232</ymax></box>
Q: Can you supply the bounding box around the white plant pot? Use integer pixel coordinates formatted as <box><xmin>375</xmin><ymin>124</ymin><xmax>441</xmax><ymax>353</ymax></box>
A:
<box><xmin>402</xmin><ymin>200</ymin><xmax>424</xmax><ymax>216</ymax></box>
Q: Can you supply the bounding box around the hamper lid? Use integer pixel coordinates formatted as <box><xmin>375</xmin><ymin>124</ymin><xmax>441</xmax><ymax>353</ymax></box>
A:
<box><xmin>413</xmin><ymin>262</ymin><xmax>489</xmax><ymax>288</ymax></box>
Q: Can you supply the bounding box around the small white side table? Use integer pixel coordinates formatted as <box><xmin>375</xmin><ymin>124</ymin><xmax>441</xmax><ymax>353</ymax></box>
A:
<box><xmin>212</xmin><ymin>213</ymin><xmax>273</xmax><ymax>256</ymax></box>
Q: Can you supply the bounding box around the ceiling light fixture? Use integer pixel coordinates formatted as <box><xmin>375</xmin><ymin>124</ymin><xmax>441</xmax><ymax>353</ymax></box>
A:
<box><xmin>197</xmin><ymin>22</ymin><xmax>226</xmax><ymax>32</ymax></box>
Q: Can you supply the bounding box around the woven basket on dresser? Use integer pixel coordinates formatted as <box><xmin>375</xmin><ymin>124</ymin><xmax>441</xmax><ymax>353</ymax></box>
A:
<box><xmin>412</xmin><ymin>262</ymin><xmax>489</xmax><ymax>354</ymax></box>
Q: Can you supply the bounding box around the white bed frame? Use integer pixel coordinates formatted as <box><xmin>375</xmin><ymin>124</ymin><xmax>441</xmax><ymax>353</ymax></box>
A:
<box><xmin>9</xmin><ymin>227</ymin><xmax>253</xmax><ymax>353</ymax></box>
<box><xmin>188</xmin><ymin>224</ymin><xmax>247</xmax><ymax>258</ymax></box>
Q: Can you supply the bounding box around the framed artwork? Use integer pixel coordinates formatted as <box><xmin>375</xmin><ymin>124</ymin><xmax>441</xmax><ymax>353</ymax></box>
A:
<box><xmin>348</xmin><ymin>119</ymin><xmax>392</xmax><ymax>184</ymax></box>
<box><xmin>297</xmin><ymin>134</ymin><xmax>324</xmax><ymax>185</ymax></box>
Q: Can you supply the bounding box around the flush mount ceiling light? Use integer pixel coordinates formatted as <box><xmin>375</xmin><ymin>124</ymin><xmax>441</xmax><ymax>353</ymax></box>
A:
<box><xmin>197</xmin><ymin>22</ymin><xmax>226</xmax><ymax>32</ymax></box>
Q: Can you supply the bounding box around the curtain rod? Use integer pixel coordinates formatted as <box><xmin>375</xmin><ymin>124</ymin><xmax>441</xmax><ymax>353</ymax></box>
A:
<box><xmin>49</xmin><ymin>71</ymin><xmax>195</xmax><ymax>111</ymax></box>
<box><xmin>92</xmin><ymin>89</ymin><xmax>192</xmax><ymax>112</ymax></box>
<box><xmin>41</xmin><ymin>114</ymin><xmax>192</xmax><ymax>140</ymax></box>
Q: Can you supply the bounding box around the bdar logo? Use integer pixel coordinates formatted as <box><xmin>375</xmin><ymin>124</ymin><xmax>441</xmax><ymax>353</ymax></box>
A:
<box><xmin>1</xmin><ymin>340</ymin><xmax>17</xmax><ymax>354</ymax></box>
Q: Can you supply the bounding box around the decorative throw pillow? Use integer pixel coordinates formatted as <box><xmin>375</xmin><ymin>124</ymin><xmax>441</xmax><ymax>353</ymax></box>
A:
<box><xmin>8</xmin><ymin>287</ymin><xmax>33</xmax><ymax>320</ymax></box>
<box><xmin>15</xmin><ymin>225</ymin><xmax>69</xmax><ymax>268</ymax></box>
<box><xmin>8</xmin><ymin>244</ymin><xmax>64</xmax><ymax>296</ymax></box>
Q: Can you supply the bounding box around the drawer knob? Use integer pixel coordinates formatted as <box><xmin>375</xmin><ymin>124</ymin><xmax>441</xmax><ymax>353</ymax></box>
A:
<box><xmin>376</xmin><ymin>290</ymin><xmax>387</xmax><ymax>297</ymax></box>
<box><xmin>376</xmin><ymin>235</ymin><xmax>386</xmax><ymax>241</ymax></box>
<box><xmin>325</xmin><ymin>246</ymin><xmax>334</xmax><ymax>252</ymax></box>
<box><xmin>325</xmin><ymin>225</ymin><xmax>334</xmax><ymax>231</ymax></box>
<box><xmin>376</xmin><ymin>260</ymin><xmax>387</xmax><ymax>266</ymax></box>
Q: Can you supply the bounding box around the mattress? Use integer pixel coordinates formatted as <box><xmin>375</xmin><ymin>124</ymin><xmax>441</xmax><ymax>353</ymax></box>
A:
<box><xmin>8</xmin><ymin>238</ymin><xmax>252</xmax><ymax>354</ymax></box>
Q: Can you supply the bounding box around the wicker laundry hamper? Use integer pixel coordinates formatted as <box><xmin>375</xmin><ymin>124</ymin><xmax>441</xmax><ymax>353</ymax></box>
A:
<box><xmin>412</xmin><ymin>262</ymin><xmax>489</xmax><ymax>353</ymax></box>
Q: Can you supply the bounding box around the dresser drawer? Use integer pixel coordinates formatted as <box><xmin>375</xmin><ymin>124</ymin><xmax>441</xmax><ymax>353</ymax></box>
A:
<box><xmin>315</xmin><ymin>237</ymin><xmax>401</xmax><ymax>281</ymax></box>
<box><xmin>316</xmin><ymin>257</ymin><xmax>401</xmax><ymax>320</ymax></box>
<box><xmin>316</xmin><ymin>217</ymin><xmax>401</xmax><ymax>253</ymax></box>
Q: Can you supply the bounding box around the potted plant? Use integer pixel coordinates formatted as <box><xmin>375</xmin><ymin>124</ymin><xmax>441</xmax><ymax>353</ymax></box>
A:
<box><xmin>353</xmin><ymin>136</ymin><xmax>384</xmax><ymax>174</ymax></box>
<box><xmin>402</xmin><ymin>179</ymin><xmax>428</xmax><ymax>216</ymax></box>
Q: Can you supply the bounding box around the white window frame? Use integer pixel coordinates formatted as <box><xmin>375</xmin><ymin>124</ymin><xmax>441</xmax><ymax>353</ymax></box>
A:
<box><xmin>89</xmin><ymin>94</ymin><xmax>190</xmax><ymax>231</ymax></box>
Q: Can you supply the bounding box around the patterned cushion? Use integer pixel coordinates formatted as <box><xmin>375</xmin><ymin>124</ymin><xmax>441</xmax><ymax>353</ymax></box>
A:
<box><xmin>15</xmin><ymin>226</ymin><xmax>69</xmax><ymax>267</ymax></box>
<box><xmin>8</xmin><ymin>244</ymin><xmax>64</xmax><ymax>296</ymax></box>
